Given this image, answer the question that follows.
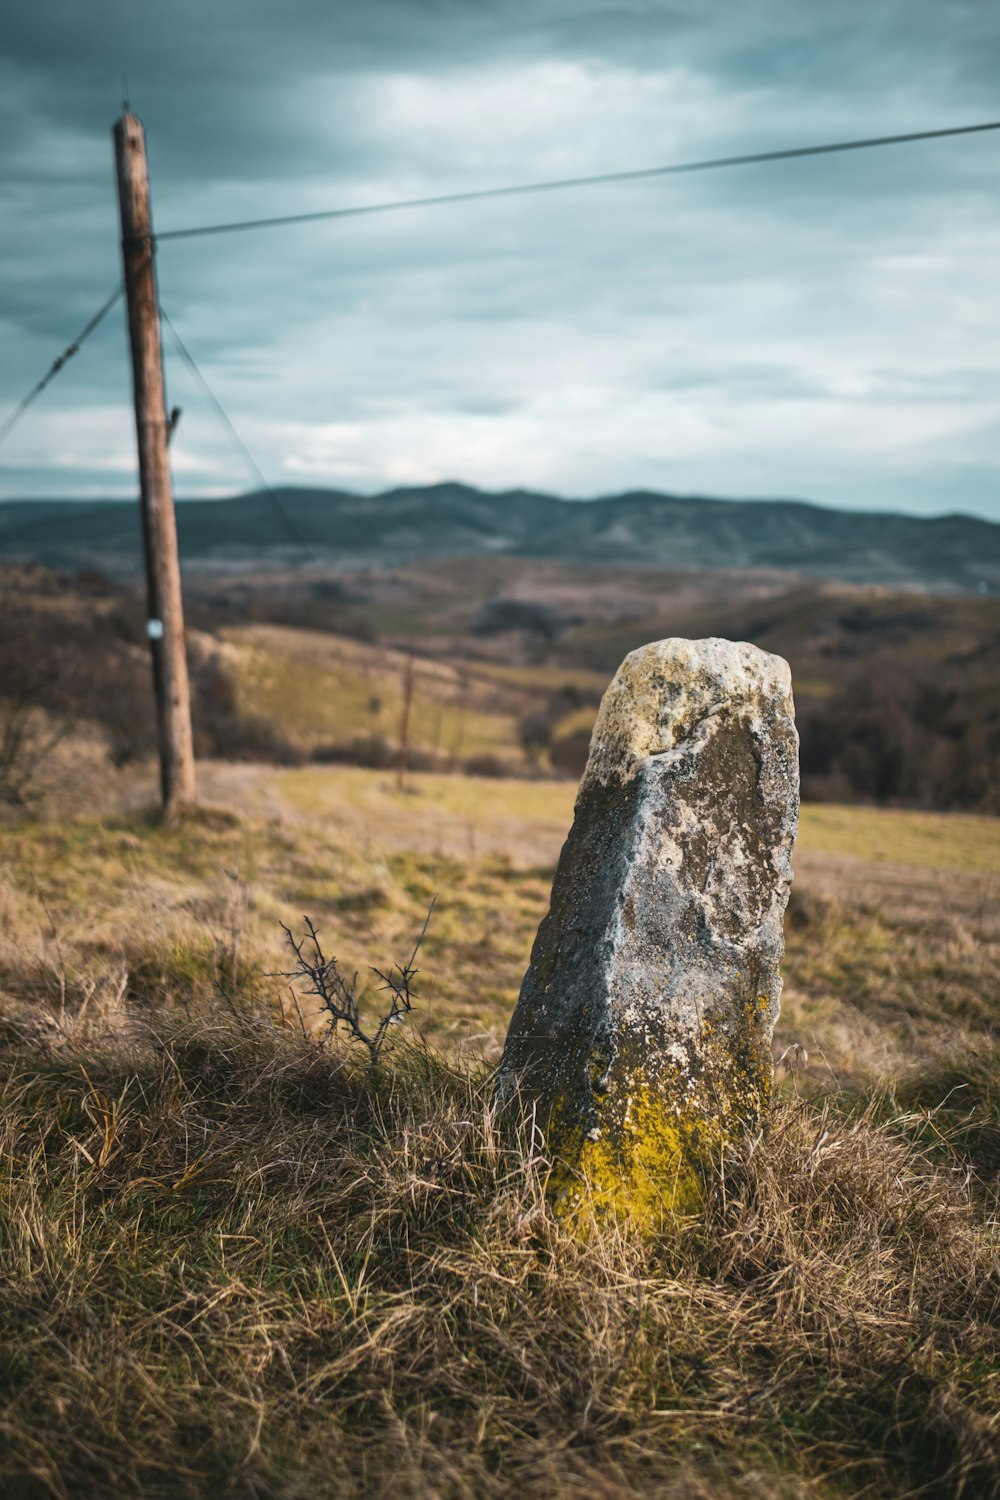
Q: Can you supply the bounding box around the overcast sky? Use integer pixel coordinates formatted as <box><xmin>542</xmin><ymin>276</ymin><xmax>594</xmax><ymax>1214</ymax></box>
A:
<box><xmin>2</xmin><ymin>1</ymin><xmax>999</xmax><ymax>518</ymax></box>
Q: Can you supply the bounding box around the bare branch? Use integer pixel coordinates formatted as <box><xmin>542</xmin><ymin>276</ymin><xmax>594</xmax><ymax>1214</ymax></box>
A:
<box><xmin>278</xmin><ymin>898</ymin><xmax>435</xmax><ymax>1067</ymax></box>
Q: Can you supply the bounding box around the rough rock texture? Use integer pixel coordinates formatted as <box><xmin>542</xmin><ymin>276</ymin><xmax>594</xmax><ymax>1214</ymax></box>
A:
<box><xmin>498</xmin><ymin>637</ymin><xmax>799</xmax><ymax>1228</ymax></box>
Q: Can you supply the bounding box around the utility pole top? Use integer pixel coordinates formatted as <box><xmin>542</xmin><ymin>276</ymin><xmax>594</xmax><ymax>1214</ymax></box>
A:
<box><xmin>113</xmin><ymin>112</ymin><xmax>154</xmax><ymax>249</ymax></box>
<box><xmin>114</xmin><ymin>107</ymin><xmax>142</xmax><ymax>138</ymax></box>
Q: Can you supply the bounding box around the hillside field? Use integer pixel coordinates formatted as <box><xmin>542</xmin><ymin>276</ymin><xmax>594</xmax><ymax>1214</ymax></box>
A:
<box><xmin>1</xmin><ymin>763</ymin><xmax>998</xmax><ymax>1497</ymax></box>
<box><xmin>3</xmin><ymin>556</ymin><xmax>999</xmax><ymax>808</ymax></box>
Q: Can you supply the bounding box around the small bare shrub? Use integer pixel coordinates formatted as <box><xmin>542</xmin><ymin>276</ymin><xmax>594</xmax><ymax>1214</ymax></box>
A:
<box><xmin>279</xmin><ymin>898</ymin><xmax>435</xmax><ymax>1066</ymax></box>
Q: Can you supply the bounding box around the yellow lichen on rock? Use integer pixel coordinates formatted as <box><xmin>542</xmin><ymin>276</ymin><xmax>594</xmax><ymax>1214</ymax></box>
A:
<box><xmin>547</xmin><ymin>1076</ymin><xmax>721</xmax><ymax>1231</ymax></box>
<box><xmin>544</xmin><ymin>1003</ymin><xmax>774</xmax><ymax>1232</ymax></box>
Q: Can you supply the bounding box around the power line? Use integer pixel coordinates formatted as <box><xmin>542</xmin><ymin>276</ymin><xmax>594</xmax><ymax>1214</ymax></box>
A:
<box><xmin>0</xmin><ymin>286</ymin><xmax>123</xmax><ymax>448</ymax></box>
<box><xmin>153</xmin><ymin>119</ymin><xmax>1000</xmax><ymax>244</ymax></box>
<box><xmin>158</xmin><ymin>303</ymin><xmax>314</xmax><ymax>553</ymax></box>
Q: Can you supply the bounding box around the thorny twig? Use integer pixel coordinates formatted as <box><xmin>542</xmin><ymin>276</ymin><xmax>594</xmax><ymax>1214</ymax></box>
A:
<box><xmin>279</xmin><ymin>897</ymin><xmax>435</xmax><ymax>1067</ymax></box>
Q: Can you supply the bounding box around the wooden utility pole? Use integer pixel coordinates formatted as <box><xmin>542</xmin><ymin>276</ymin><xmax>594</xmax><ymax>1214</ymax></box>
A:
<box><xmin>113</xmin><ymin>109</ymin><xmax>196</xmax><ymax>811</ymax></box>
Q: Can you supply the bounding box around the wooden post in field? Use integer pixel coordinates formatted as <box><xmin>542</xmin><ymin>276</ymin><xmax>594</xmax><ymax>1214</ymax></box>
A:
<box><xmin>397</xmin><ymin>653</ymin><xmax>415</xmax><ymax>790</ymax></box>
<box><xmin>448</xmin><ymin>673</ymin><xmax>469</xmax><ymax>773</ymax></box>
<box><xmin>113</xmin><ymin>109</ymin><xmax>196</xmax><ymax>811</ymax></box>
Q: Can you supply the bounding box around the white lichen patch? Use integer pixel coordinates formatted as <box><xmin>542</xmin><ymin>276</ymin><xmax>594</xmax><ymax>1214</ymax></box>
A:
<box><xmin>583</xmin><ymin>637</ymin><xmax>794</xmax><ymax>792</ymax></box>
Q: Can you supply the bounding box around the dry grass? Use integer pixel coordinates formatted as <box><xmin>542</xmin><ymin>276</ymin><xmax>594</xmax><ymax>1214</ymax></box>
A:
<box><xmin>2</xmin><ymin>1003</ymin><xmax>999</xmax><ymax>1500</ymax></box>
<box><xmin>1</xmin><ymin>773</ymin><xmax>999</xmax><ymax>1496</ymax></box>
<box><xmin>797</xmin><ymin>803</ymin><xmax>1000</xmax><ymax>876</ymax></box>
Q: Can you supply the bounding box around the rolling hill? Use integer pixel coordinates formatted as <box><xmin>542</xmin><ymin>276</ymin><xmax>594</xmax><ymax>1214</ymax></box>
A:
<box><xmin>1</xmin><ymin>482</ymin><xmax>997</xmax><ymax>592</ymax></box>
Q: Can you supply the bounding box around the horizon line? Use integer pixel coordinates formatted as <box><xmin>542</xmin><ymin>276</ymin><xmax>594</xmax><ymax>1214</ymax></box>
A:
<box><xmin>0</xmin><ymin>480</ymin><xmax>994</xmax><ymax>527</ymax></box>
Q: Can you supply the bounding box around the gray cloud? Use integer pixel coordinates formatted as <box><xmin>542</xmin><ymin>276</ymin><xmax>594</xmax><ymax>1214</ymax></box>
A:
<box><xmin>1</xmin><ymin>1</ymin><xmax>998</xmax><ymax>517</ymax></box>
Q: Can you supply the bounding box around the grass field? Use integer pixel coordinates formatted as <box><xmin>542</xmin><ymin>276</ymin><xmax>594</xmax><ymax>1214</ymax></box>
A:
<box><xmin>221</xmin><ymin>625</ymin><xmax>528</xmax><ymax>764</ymax></box>
<box><xmin>1</xmin><ymin>765</ymin><xmax>998</xmax><ymax>1497</ymax></box>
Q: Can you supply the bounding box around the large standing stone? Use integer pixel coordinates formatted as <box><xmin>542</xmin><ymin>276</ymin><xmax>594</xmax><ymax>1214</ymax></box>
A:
<box><xmin>497</xmin><ymin>638</ymin><xmax>798</xmax><ymax>1228</ymax></box>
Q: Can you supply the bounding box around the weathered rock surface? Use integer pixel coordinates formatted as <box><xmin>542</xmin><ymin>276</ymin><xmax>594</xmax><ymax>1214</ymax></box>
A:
<box><xmin>497</xmin><ymin>637</ymin><xmax>799</xmax><ymax>1228</ymax></box>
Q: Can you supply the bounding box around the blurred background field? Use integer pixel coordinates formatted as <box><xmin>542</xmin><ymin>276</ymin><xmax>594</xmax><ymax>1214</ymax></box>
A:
<box><xmin>3</xmin><ymin>552</ymin><xmax>998</xmax><ymax>804</ymax></box>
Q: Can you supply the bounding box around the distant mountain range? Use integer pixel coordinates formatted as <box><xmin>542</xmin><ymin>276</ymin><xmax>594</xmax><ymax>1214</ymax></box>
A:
<box><xmin>1</xmin><ymin>483</ymin><xmax>997</xmax><ymax>592</ymax></box>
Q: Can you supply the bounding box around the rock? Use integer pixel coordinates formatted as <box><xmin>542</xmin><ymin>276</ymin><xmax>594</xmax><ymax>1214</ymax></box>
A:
<box><xmin>497</xmin><ymin>637</ymin><xmax>799</xmax><ymax>1229</ymax></box>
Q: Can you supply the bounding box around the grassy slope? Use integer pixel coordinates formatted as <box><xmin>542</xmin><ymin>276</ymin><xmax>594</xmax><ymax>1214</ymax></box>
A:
<box><xmin>1</xmin><ymin>771</ymin><xmax>999</xmax><ymax>1497</ymax></box>
<box><xmin>221</xmin><ymin>625</ymin><xmax>526</xmax><ymax>763</ymax></box>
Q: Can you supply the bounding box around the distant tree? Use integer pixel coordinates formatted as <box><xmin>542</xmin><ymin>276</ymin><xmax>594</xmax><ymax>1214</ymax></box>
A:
<box><xmin>799</xmin><ymin>662</ymin><xmax>999</xmax><ymax>811</ymax></box>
